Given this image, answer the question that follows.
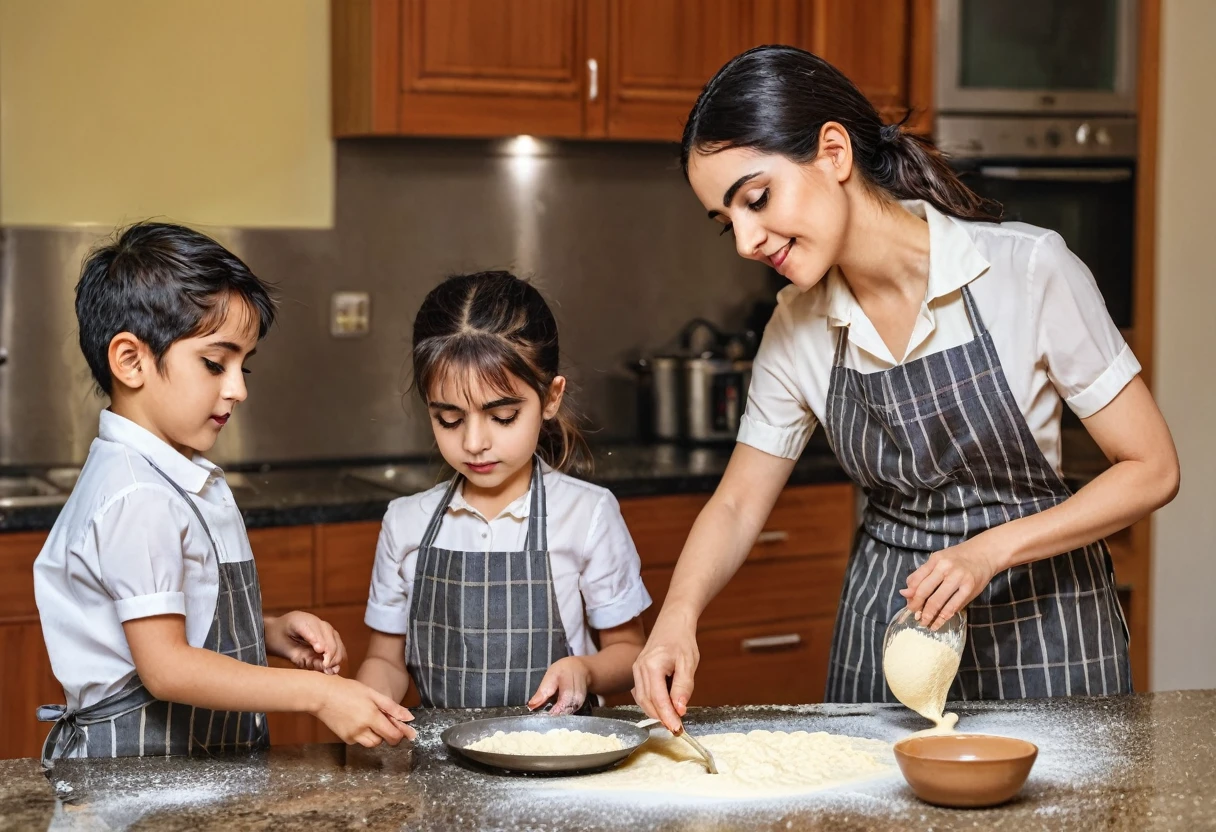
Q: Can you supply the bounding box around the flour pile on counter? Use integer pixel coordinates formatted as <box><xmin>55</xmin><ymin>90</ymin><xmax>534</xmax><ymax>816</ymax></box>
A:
<box><xmin>467</xmin><ymin>728</ymin><xmax>624</xmax><ymax>756</ymax></box>
<box><xmin>883</xmin><ymin>627</ymin><xmax>961</xmax><ymax>732</ymax></box>
<box><xmin>558</xmin><ymin>730</ymin><xmax>893</xmax><ymax>799</ymax></box>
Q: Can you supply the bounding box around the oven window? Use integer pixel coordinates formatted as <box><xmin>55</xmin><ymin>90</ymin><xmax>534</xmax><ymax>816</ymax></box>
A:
<box><xmin>959</xmin><ymin>166</ymin><xmax>1135</xmax><ymax>329</ymax></box>
<box><xmin>960</xmin><ymin>0</ymin><xmax>1120</xmax><ymax>91</ymax></box>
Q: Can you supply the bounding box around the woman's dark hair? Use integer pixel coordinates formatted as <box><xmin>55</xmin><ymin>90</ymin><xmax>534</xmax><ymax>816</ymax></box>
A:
<box><xmin>411</xmin><ymin>271</ymin><xmax>588</xmax><ymax>473</ymax></box>
<box><xmin>75</xmin><ymin>221</ymin><xmax>277</xmax><ymax>396</ymax></box>
<box><xmin>681</xmin><ymin>45</ymin><xmax>1002</xmax><ymax>222</ymax></box>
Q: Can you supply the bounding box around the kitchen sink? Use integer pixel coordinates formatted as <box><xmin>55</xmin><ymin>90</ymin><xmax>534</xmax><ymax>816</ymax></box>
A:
<box><xmin>0</xmin><ymin>475</ymin><xmax>67</xmax><ymax>508</ymax></box>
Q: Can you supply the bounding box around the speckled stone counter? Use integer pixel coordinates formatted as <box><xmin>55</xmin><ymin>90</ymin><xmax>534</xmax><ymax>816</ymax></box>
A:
<box><xmin>3</xmin><ymin>691</ymin><xmax>1212</xmax><ymax>831</ymax></box>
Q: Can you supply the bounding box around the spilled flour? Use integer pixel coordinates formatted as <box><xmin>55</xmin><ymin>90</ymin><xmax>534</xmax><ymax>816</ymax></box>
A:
<box><xmin>558</xmin><ymin>730</ymin><xmax>893</xmax><ymax>799</ymax></box>
<box><xmin>467</xmin><ymin>728</ymin><xmax>624</xmax><ymax>756</ymax></box>
<box><xmin>883</xmin><ymin>627</ymin><xmax>961</xmax><ymax>731</ymax></box>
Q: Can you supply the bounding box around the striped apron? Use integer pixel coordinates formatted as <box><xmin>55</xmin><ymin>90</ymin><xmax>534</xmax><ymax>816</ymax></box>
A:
<box><xmin>38</xmin><ymin>465</ymin><xmax>270</xmax><ymax>766</ymax></box>
<box><xmin>824</xmin><ymin>285</ymin><xmax>1131</xmax><ymax>703</ymax></box>
<box><xmin>406</xmin><ymin>456</ymin><xmax>575</xmax><ymax>709</ymax></box>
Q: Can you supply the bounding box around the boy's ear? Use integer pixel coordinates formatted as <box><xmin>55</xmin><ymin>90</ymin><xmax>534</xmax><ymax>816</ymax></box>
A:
<box><xmin>543</xmin><ymin>376</ymin><xmax>567</xmax><ymax>419</ymax></box>
<box><xmin>108</xmin><ymin>332</ymin><xmax>150</xmax><ymax>390</ymax></box>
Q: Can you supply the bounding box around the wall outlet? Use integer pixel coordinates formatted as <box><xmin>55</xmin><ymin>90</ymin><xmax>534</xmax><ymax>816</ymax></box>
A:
<box><xmin>331</xmin><ymin>291</ymin><xmax>370</xmax><ymax>337</ymax></box>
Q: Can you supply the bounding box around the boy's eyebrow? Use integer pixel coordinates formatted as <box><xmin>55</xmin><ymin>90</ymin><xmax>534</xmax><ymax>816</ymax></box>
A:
<box><xmin>208</xmin><ymin>340</ymin><xmax>255</xmax><ymax>356</ymax></box>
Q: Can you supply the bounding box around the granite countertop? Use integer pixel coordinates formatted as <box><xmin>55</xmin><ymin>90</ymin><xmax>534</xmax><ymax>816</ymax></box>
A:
<box><xmin>0</xmin><ymin>439</ymin><xmax>851</xmax><ymax>532</ymax></box>
<box><xmin>2</xmin><ymin>691</ymin><xmax>1212</xmax><ymax>831</ymax></box>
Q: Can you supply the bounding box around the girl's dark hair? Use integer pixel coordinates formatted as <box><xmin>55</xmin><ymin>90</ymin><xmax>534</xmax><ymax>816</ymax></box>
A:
<box><xmin>681</xmin><ymin>45</ymin><xmax>1002</xmax><ymax>222</ymax></box>
<box><xmin>411</xmin><ymin>271</ymin><xmax>588</xmax><ymax>473</ymax></box>
<box><xmin>75</xmin><ymin>221</ymin><xmax>277</xmax><ymax>396</ymax></box>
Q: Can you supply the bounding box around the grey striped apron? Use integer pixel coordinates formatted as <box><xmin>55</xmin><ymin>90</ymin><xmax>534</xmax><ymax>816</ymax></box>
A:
<box><xmin>406</xmin><ymin>456</ymin><xmax>575</xmax><ymax>709</ymax></box>
<box><xmin>824</xmin><ymin>284</ymin><xmax>1131</xmax><ymax>703</ymax></box>
<box><xmin>38</xmin><ymin>464</ymin><xmax>270</xmax><ymax>767</ymax></box>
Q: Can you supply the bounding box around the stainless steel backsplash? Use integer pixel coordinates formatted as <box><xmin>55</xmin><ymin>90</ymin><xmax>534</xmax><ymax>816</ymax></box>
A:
<box><xmin>0</xmin><ymin>139</ymin><xmax>773</xmax><ymax>467</ymax></box>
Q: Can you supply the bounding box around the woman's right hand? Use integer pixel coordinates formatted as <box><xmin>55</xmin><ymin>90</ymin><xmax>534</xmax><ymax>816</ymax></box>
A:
<box><xmin>631</xmin><ymin>608</ymin><xmax>700</xmax><ymax>733</ymax></box>
<box><xmin>313</xmin><ymin>675</ymin><xmax>417</xmax><ymax>747</ymax></box>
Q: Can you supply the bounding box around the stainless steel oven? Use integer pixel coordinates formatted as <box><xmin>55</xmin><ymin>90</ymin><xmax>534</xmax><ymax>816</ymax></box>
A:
<box><xmin>936</xmin><ymin>0</ymin><xmax>1139</xmax><ymax>115</ymax></box>
<box><xmin>937</xmin><ymin>116</ymin><xmax>1137</xmax><ymax>330</ymax></box>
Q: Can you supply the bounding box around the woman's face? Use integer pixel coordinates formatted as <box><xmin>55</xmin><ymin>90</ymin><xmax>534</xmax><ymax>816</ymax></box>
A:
<box><xmin>686</xmin><ymin>126</ymin><xmax>853</xmax><ymax>291</ymax></box>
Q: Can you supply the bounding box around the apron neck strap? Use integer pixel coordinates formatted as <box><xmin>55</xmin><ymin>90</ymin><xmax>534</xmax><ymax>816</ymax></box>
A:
<box><xmin>146</xmin><ymin>461</ymin><xmax>220</xmax><ymax>557</ymax></box>
<box><xmin>420</xmin><ymin>455</ymin><xmax>549</xmax><ymax>551</ymax></box>
<box><xmin>959</xmin><ymin>283</ymin><xmax>988</xmax><ymax>335</ymax></box>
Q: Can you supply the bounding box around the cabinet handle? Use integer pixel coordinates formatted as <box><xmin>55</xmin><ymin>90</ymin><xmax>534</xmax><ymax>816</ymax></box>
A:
<box><xmin>756</xmin><ymin>529</ymin><xmax>789</xmax><ymax>544</ymax></box>
<box><xmin>741</xmin><ymin>633</ymin><xmax>802</xmax><ymax>652</ymax></box>
<box><xmin>587</xmin><ymin>58</ymin><xmax>599</xmax><ymax>101</ymax></box>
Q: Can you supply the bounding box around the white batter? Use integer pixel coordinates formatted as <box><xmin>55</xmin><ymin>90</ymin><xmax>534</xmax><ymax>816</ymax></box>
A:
<box><xmin>559</xmin><ymin>730</ymin><xmax>893</xmax><ymax>799</ymax></box>
<box><xmin>883</xmin><ymin>626</ymin><xmax>962</xmax><ymax>731</ymax></box>
<box><xmin>466</xmin><ymin>728</ymin><xmax>624</xmax><ymax>756</ymax></box>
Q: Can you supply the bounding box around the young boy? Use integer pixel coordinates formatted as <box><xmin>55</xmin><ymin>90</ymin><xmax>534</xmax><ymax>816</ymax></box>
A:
<box><xmin>33</xmin><ymin>222</ymin><xmax>414</xmax><ymax>765</ymax></box>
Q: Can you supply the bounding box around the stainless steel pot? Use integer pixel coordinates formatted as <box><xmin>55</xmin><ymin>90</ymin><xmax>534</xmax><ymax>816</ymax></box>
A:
<box><xmin>684</xmin><ymin>357</ymin><xmax>751</xmax><ymax>443</ymax></box>
<box><xmin>634</xmin><ymin>355</ymin><xmax>684</xmax><ymax>441</ymax></box>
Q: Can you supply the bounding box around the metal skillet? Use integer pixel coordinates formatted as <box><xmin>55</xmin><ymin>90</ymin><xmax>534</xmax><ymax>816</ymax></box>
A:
<box><xmin>441</xmin><ymin>714</ymin><xmax>654</xmax><ymax>774</ymax></box>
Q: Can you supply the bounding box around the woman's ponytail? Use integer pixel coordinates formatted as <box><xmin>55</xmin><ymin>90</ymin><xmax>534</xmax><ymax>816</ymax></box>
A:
<box><xmin>681</xmin><ymin>45</ymin><xmax>1003</xmax><ymax>223</ymax></box>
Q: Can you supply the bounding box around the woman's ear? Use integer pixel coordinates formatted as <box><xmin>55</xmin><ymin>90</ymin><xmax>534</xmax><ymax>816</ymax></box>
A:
<box><xmin>817</xmin><ymin>121</ymin><xmax>855</xmax><ymax>183</ymax></box>
<box><xmin>543</xmin><ymin>376</ymin><xmax>567</xmax><ymax>419</ymax></box>
<box><xmin>108</xmin><ymin>332</ymin><xmax>149</xmax><ymax>391</ymax></box>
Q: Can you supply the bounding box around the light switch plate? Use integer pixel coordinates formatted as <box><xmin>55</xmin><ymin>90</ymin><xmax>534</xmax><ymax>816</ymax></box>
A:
<box><xmin>330</xmin><ymin>292</ymin><xmax>370</xmax><ymax>337</ymax></box>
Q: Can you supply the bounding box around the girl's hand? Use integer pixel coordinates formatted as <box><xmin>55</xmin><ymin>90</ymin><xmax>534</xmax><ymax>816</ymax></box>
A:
<box><xmin>528</xmin><ymin>657</ymin><xmax>591</xmax><ymax>715</ymax></box>
<box><xmin>265</xmin><ymin>611</ymin><xmax>346</xmax><ymax>674</ymax></box>
<box><xmin>313</xmin><ymin>675</ymin><xmax>416</xmax><ymax>747</ymax></box>
<box><xmin>901</xmin><ymin>538</ymin><xmax>1003</xmax><ymax>630</ymax></box>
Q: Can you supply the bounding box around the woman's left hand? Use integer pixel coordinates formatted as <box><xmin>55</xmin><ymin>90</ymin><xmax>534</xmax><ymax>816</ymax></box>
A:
<box><xmin>900</xmin><ymin>538</ymin><xmax>1004</xmax><ymax>630</ymax></box>
<box><xmin>264</xmin><ymin>611</ymin><xmax>347</xmax><ymax>674</ymax></box>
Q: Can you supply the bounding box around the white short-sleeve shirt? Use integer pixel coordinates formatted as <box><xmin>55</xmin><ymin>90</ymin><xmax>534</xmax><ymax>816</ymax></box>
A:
<box><xmin>365</xmin><ymin>466</ymin><xmax>652</xmax><ymax>658</ymax></box>
<box><xmin>33</xmin><ymin>410</ymin><xmax>255</xmax><ymax>711</ymax></box>
<box><xmin>738</xmin><ymin>200</ymin><xmax>1139</xmax><ymax>472</ymax></box>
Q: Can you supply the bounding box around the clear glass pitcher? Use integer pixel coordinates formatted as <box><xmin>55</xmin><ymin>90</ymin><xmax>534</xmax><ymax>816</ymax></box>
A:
<box><xmin>883</xmin><ymin>606</ymin><xmax>969</xmax><ymax>665</ymax></box>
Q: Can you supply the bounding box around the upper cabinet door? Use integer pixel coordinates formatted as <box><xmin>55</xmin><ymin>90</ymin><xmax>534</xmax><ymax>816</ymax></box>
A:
<box><xmin>603</xmin><ymin>0</ymin><xmax>801</xmax><ymax>141</ymax></box>
<box><xmin>805</xmin><ymin>0</ymin><xmax>934</xmax><ymax>132</ymax></box>
<box><xmin>399</xmin><ymin>0</ymin><xmax>590</xmax><ymax>137</ymax></box>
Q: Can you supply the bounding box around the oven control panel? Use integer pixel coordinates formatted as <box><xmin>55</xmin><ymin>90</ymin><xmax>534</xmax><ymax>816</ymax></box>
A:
<box><xmin>935</xmin><ymin>116</ymin><xmax>1138</xmax><ymax>160</ymax></box>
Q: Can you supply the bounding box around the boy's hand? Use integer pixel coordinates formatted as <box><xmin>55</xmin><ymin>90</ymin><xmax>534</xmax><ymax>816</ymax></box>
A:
<box><xmin>528</xmin><ymin>656</ymin><xmax>591</xmax><ymax>715</ymax></box>
<box><xmin>265</xmin><ymin>611</ymin><xmax>346</xmax><ymax>675</ymax></box>
<box><xmin>313</xmin><ymin>675</ymin><xmax>416</xmax><ymax>747</ymax></box>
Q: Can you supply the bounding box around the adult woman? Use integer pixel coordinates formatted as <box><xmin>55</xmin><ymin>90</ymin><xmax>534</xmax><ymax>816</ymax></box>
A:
<box><xmin>632</xmin><ymin>46</ymin><xmax>1179</xmax><ymax>732</ymax></box>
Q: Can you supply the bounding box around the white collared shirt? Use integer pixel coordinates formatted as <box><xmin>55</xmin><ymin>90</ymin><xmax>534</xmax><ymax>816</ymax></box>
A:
<box><xmin>739</xmin><ymin>200</ymin><xmax>1140</xmax><ymax>472</ymax></box>
<box><xmin>365</xmin><ymin>466</ymin><xmax>652</xmax><ymax>658</ymax></box>
<box><xmin>33</xmin><ymin>410</ymin><xmax>254</xmax><ymax>711</ymax></box>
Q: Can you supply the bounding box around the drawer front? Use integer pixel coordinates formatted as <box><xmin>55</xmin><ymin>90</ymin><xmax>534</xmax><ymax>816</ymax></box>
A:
<box><xmin>316</xmin><ymin>521</ymin><xmax>381</xmax><ymax>606</ymax></box>
<box><xmin>249</xmin><ymin>526</ymin><xmax>315</xmax><ymax>611</ymax></box>
<box><xmin>0</xmin><ymin>532</ymin><xmax>49</xmax><ymax>622</ymax></box>
<box><xmin>691</xmin><ymin>617</ymin><xmax>836</xmax><ymax>706</ymax></box>
<box><xmin>621</xmin><ymin>483</ymin><xmax>855</xmax><ymax>569</ymax></box>
<box><xmin>641</xmin><ymin>555</ymin><xmax>848</xmax><ymax>632</ymax></box>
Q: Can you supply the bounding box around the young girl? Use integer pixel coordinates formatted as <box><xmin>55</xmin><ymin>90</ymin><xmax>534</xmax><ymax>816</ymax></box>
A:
<box><xmin>356</xmin><ymin>271</ymin><xmax>651</xmax><ymax>713</ymax></box>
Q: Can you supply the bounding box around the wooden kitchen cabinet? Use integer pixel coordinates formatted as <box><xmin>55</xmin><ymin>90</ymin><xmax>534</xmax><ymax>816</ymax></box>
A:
<box><xmin>333</xmin><ymin>0</ymin><xmax>933</xmax><ymax>141</ymax></box>
<box><xmin>602</xmin><ymin>0</ymin><xmax>800</xmax><ymax>140</ymax></box>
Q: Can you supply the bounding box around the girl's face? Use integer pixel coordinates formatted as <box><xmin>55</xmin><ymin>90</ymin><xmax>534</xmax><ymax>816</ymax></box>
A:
<box><xmin>686</xmin><ymin>124</ymin><xmax>854</xmax><ymax>291</ymax></box>
<box><xmin>427</xmin><ymin>368</ymin><xmax>565</xmax><ymax>495</ymax></box>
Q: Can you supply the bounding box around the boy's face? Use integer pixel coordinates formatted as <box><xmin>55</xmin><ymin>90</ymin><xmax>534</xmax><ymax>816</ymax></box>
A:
<box><xmin>117</xmin><ymin>294</ymin><xmax>260</xmax><ymax>457</ymax></box>
<box><xmin>426</xmin><ymin>369</ymin><xmax>564</xmax><ymax>496</ymax></box>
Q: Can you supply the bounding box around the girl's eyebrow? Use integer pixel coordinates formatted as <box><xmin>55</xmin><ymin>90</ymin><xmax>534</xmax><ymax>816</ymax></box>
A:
<box><xmin>481</xmin><ymin>396</ymin><xmax>525</xmax><ymax>410</ymax></box>
<box><xmin>428</xmin><ymin>401</ymin><xmax>463</xmax><ymax>412</ymax></box>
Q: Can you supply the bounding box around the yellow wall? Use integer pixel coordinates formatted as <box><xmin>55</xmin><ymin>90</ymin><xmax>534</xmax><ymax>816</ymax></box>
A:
<box><xmin>0</xmin><ymin>0</ymin><xmax>333</xmax><ymax>228</ymax></box>
<box><xmin>1151</xmin><ymin>0</ymin><xmax>1216</xmax><ymax>690</ymax></box>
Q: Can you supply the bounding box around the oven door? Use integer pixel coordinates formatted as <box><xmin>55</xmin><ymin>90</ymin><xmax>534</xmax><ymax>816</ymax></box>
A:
<box><xmin>937</xmin><ymin>0</ymin><xmax>1139</xmax><ymax>115</ymax></box>
<box><xmin>958</xmin><ymin>163</ymin><xmax>1136</xmax><ymax>329</ymax></box>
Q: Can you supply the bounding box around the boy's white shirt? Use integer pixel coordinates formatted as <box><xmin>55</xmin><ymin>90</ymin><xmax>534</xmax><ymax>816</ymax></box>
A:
<box><xmin>33</xmin><ymin>410</ymin><xmax>253</xmax><ymax>711</ymax></box>
<box><xmin>366</xmin><ymin>464</ymin><xmax>652</xmax><ymax>658</ymax></box>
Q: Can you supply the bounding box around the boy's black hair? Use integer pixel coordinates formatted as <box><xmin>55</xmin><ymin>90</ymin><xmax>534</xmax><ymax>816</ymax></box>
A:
<box><xmin>75</xmin><ymin>222</ymin><xmax>277</xmax><ymax>395</ymax></box>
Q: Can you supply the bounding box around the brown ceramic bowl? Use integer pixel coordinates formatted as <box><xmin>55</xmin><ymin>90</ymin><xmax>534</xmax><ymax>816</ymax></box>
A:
<box><xmin>893</xmin><ymin>734</ymin><xmax>1038</xmax><ymax>808</ymax></box>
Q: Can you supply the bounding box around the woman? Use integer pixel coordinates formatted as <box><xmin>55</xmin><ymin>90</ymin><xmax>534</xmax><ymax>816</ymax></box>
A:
<box><xmin>632</xmin><ymin>46</ymin><xmax>1179</xmax><ymax>733</ymax></box>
